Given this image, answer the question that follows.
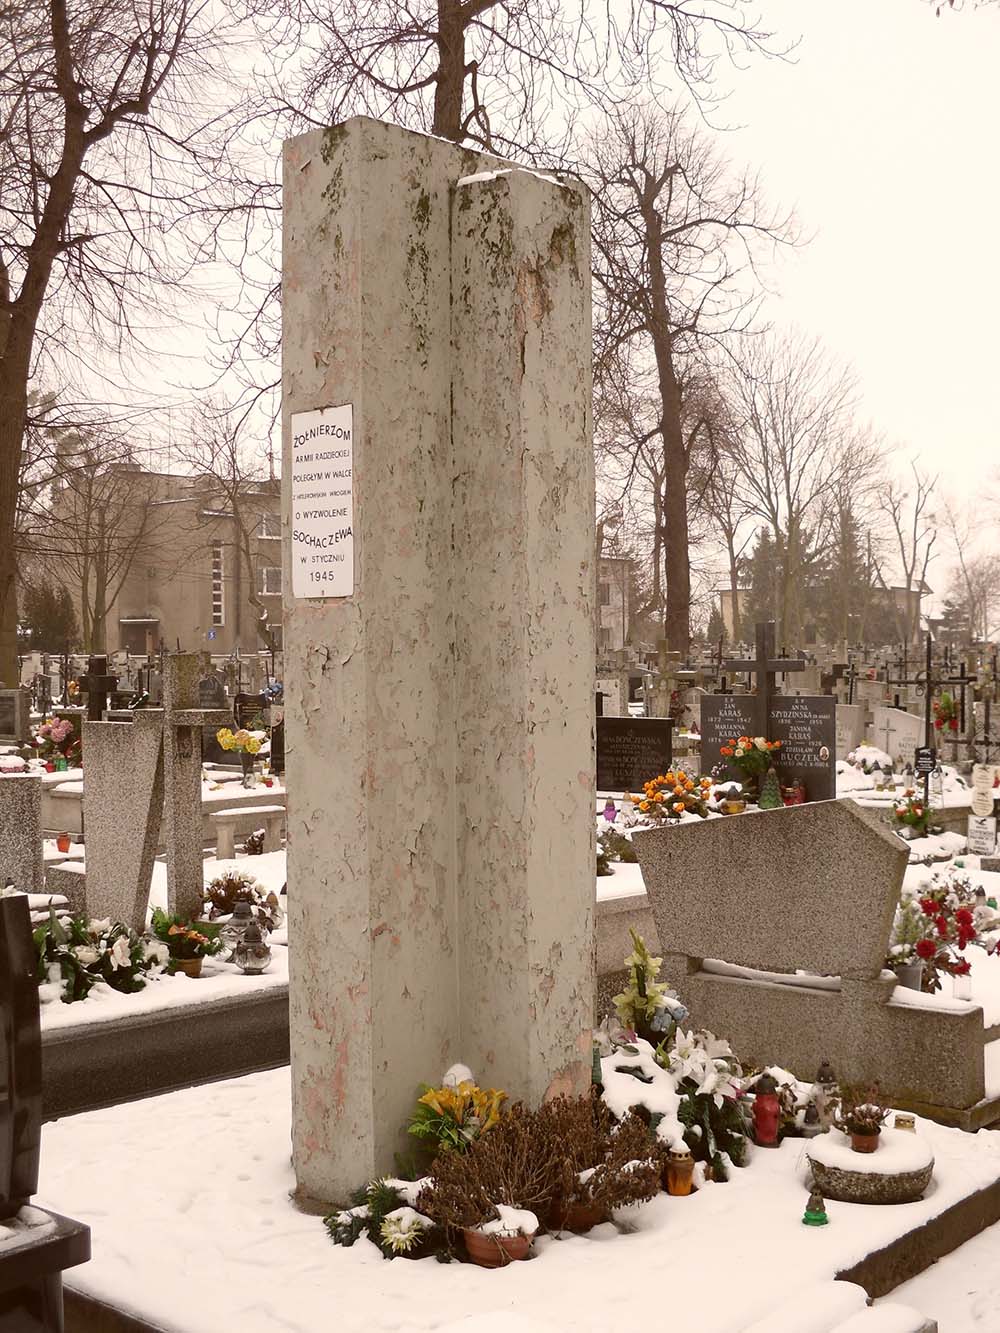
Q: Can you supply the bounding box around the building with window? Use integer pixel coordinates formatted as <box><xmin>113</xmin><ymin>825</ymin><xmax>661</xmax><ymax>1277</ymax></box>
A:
<box><xmin>49</xmin><ymin>467</ymin><xmax>282</xmax><ymax>657</ymax></box>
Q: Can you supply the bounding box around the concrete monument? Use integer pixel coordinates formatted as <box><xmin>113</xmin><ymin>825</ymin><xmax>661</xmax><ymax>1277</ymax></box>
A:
<box><xmin>283</xmin><ymin>118</ymin><xmax>594</xmax><ymax>1203</ymax></box>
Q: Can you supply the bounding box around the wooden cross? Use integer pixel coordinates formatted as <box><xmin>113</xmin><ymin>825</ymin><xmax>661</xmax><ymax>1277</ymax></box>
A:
<box><xmin>723</xmin><ymin>621</ymin><xmax>804</xmax><ymax>727</ymax></box>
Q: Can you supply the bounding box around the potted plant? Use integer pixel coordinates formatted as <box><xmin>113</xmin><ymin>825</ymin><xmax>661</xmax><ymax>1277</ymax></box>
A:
<box><xmin>418</xmin><ymin>1102</ymin><xmax>549</xmax><ymax>1265</ymax></box>
<box><xmin>933</xmin><ymin>691</ymin><xmax>959</xmax><ymax>735</ymax></box>
<box><xmin>408</xmin><ymin>1077</ymin><xmax>507</xmax><ymax>1157</ymax></box>
<box><xmin>891</xmin><ymin>790</ymin><xmax>929</xmax><ymax>839</ymax></box>
<box><xmin>532</xmin><ymin>1092</ymin><xmax>662</xmax><ymax>1231</ymax></box>
<box><xmin>216</xmin><ymin>726</ymin><xmax>266</xmax><ymax>786</ymax></box>
<box><xmin>718</xmin><ymin>735</ymin><xmax>782</xmax><ymax>800</ymax></box>
<box><xmin>612</xmin><ymin>928</ymin><xmax>688</xmax><ymax>1047</ymax></box>
<box><xmin>885</xmin><ymin>898</ymin><xmax>933</xmax><ymax>991</ymax></box>
<box><xmin>150</xmin><ymin>907</ymin><xmax>223</xmax><ymax>978</ymax></box>
<box><xmin>835</xmin><ymin>1084</ymin><xmax>889</xmax><ymax>1153</ymax></box>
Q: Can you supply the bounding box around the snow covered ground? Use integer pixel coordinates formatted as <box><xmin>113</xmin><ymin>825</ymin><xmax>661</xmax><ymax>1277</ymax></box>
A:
<box><xmin>38</xmin><ymin>1066</ymin><xmax>1000</xmax><ymax>1333</ymax></box>
<box><xmin>875</xmin><ymin>1216</ymin><xmax>1000</xmax><ymax>1329</ymax></box>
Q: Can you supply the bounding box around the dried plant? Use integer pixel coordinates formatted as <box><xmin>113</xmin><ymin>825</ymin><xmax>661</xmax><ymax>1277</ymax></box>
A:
<box><xmin>532</xmin><ymin>1091</ymin><xmax>663</xmax><ymax>1214</ymax></box>
<box><xmin>418</xmin><ymin>1093</ymin><xmax>663</xmax><ymax>1232</ymax></box>
<box><xmin>417</xmin><ymin>1102</ymin><xmax>557</xmax><ymax>1231</ymax></box>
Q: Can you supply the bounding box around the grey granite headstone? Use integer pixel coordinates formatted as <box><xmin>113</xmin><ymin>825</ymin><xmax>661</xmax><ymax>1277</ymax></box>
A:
<box><xmin>634</xmin><ymin>800</ymin><xmax>905</xmax><ymax>979</ymax></box>
<box><xmin>630</xmin><ymin>803</ymin><xmax>989</xmax><ymax>1115</ymax></box>
<box><xmin>0</xmin><ymin>775</ymin><xmax>43</xmax><ymax>894</ymax></box>
<box><xmin>162</xmin><ymin>654</ymin><xmax>230</xmax><ymax>921</ymax></box>
<box><xmin>81</xmin><ymin>713</ymin><xmax>165</xmax><ymax>931</ymax></box>
<box><xmin>0</xmin><ymin>688</ymin><xmax>30</xmax><ymax>744</ymax></box>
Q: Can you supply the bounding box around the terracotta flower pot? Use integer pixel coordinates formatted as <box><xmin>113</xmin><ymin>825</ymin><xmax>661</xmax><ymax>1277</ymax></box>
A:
<box><xmin>549</xmin><ymin>1198</ymin><xmax>606</xmax><ymax>1233</ymax></box>
<box><xmin>56</xmin><ymin>833</ymin><xmax>72</xmax><ymax>853</ymax></box>
<box><xmin>463</xmin><ymin>1228</ymin><xmax>532</xmax><ymax>1267</ymax></box>
<box><xmin>170</xmin><ymin>956</ymin><xmax>203</xmax><ymax>979</ymax></box>
<box><xmin>850</xmin><ymin>1130</ymin><xmax>880</xmax><ymax>1154</ymax></box>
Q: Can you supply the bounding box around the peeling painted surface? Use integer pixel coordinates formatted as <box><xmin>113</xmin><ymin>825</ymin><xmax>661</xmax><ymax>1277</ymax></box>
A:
<box><xmin>282</xmin><ymin>121</ymin><xmax>594</xmax><ymax>1206</ymax></box>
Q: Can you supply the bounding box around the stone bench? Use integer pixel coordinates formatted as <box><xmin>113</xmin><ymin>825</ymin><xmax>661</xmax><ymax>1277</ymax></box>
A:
<box><xmin>211</xmin><ymin>805</ymin><xmax>285</xmax><ymax>861</ymax></box>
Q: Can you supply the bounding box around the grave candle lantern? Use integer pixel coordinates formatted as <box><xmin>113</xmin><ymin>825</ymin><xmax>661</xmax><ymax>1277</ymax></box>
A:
<box><xmin>665</xmin><ymin>1146</ymin><xmax>695</xmax><ymax>1196</ymax></box>
<box><xmin>220</xmin><ymin>899</ymin><xmax>255</xmax><ymax>960</ymax></box>
<box><xmin>602</xmin><ymin>799</ymin><xmax>617</xmax><ymax>823</ymax></box>
<box><xmin>752</xmin><ymin>1073</ymin><xmax>781</xmax><ymax>1148</ymax></box>
<box><xmin>234</xmin><ymin>921</ymin><xmax>272</xmax><ymax>975</ymax></box>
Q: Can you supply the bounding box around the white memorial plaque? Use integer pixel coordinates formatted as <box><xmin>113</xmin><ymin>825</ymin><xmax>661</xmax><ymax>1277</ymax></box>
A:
<box><xmin>967</xmin><ymin>815</ymin><xmax>997</xmax><ymax>857</ymax></box>
<box><xmin>290</xmin><ymin>404</ymin><xmax>354</xmax><ymax>598</ymax></box>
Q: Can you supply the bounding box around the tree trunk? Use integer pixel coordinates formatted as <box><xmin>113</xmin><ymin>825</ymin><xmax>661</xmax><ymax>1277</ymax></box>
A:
<box><xmin>0</xmin><ymin>375</ymin><xmax>25</xmax><ymax>685</ymax></box>
<box><xmin>727</xmin><ymin>536</ymin><xmax>741</xmax><ymax>643</ymax></box>
<box><xmin>433</xmin><ymin>0</ymin><xmax>466</xmax><ymax>139</ymax></box>
<box><xmin>92</xmin><ymin>506</ymin><xmax>108</xmax><ymax>652</ymax></box>
<box><xmin>644</xmin><ymin>200</ymin><xmax>690</xmax><ymax>654</ymax></box>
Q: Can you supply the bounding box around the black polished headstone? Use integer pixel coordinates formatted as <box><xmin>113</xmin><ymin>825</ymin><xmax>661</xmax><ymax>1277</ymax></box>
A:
<box><xmin>198</xmin><ymin>674</ymin><xmax>227</xmax><ymax>709</ymax></box>
<box><xmin>596</xmin><ymin>717</ymin><xmax>673</xmax><ymax>792</ymax></box>
<box><xmin>0</xmin><ymin>893</ymin><xmax>42</xmax><ymax>1219</ymax></box>
<box><xmin>766</xmin><ymin>695</ymin><xmax>837</xmax><ymax>801</ymax></box>
<box><xmin>700</xmin><ymin>693</ymin><xmax>837</xmax><ymax>800</ymax></box>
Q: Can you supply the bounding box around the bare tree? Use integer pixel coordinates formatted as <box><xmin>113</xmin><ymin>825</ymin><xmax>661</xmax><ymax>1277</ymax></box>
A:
<box><xmin>873</xmin><ymin>462</ymin><xmax>938</xmax><ymax>645</ymax></box>
<box><xmin>690</xmin><ymin>385</ymin><xmax>757</xmax><ymax>644</ymax></box>
<box><xmin>215</xmin><ymin>0</ymin><xmax>789</xmax><ymax>430</ymax></box>
<box><xmin>245</xmin><ymin>0</ymin><xmax>782</xmax><ymax>151</ymax></box>
<box><xmin>34</xmin><ymin>429</ymin><xmax>159</xmax><ymax>652</ymax></box>
<box><xmin>723</xmin><ymin>333</ymin><xmax>866</xmax><ymax>647</ymax></box>
<box><xmin>590</xmin><ymin>104</ymin><xmax>790</xmax><ymax>651</ymax></box>
<box><xmin>176</xmin><ymin>407</ymin><xmax>282</xmax><ymax>657</ymax></box>
<box><xmin>0</xmin><ymin>0</ymin><xmax>238</xmax><ymax>681</ymax></box>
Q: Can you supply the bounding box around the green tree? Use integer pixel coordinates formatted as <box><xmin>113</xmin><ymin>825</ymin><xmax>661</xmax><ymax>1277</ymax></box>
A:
<box><xmin>19</xmin><ymin>583</ymin><xmax>78</xmax><ymax>652</ymax></box>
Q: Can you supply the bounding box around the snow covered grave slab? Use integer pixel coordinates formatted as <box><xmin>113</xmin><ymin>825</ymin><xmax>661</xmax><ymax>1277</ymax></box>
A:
<box><xmin>38</xmin><ymin>1067</ymin><xmax>998</xmax><ymax>1333</ymax></box>
<box><xmin>40</xmin><ymin>946</ymin><xmax>289</xmax><ymax>1119</ymax></box>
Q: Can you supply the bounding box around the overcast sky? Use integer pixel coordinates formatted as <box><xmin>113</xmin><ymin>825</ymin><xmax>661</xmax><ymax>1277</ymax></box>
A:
<box><xmin>721</xmin><ymin>0</ymin><xmax>998</xmax><ymax>507</ymax></box>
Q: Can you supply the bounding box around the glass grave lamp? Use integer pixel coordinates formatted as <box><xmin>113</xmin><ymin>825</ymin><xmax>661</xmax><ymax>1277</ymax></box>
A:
<box><xmin>220</xmin><ymin>899</ymin><xmax>255</xmax><ymax>960</ymax></box>
<box><xmin>234</xmin><ymin>921</ymin><xmax>272</xmax><ymax>975</ymax></box>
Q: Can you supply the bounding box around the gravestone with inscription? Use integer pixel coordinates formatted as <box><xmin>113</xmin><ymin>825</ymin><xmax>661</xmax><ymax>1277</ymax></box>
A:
<box><xmin>596</xmin><ymin>716</ymin><xmax>673</xmax><ymax>792</ymax></box>
<box><xmin>767</xmin><ymin>695</ymin><xmax>837</xmax><ymax>799</ymax></box>
<box><xmin>282</xmin><ymin>118</ymin><xmax>594</xmax><ymax>1203</ymax></box>
<box><xmin>699</xmin><ymin>623</ymin><xmax>837</xmax><ymax>800</ymax></box>
<box><xmin>872</xmin><ymin>706</ymin><xmax>924</xmax><ymax>768</ymax></box>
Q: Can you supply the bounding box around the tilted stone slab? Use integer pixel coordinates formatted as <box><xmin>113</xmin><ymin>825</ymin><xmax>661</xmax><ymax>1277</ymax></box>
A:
<box><xmin>81</xmin><ymin>713</ymin><xmax>164</xmax><ymax>932</ymax></box>
<box><xmin>632</xmin><ymin>800</ymin><xmax>907</xmax><ymax>980</ymax></box>
<box><xmin>0</xmin><ymin>773</ymin><xmax>43</xmax><ymax>894</ymax></box>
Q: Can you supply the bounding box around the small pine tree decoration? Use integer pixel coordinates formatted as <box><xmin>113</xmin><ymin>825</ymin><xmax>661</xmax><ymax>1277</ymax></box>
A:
<box><xmin>757</xmin><ymin>766</ymin><xmax>782</xmax><ymax>810</ymax></box>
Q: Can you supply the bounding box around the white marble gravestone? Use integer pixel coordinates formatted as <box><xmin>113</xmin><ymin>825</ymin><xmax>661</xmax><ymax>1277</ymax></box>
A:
<box><xmin>835</xmin><ymin>703</ymin><xmax>865</xmax><ymax>759</ymax></box>
<box><xmin>282</xmin><ymin>119</ymin><xmax>595</xmax><ymax>1204</ymax></box>
<box><xmin>872</xmin><ymin>706</ymin><xmax>924</xmax><ymax>767</ymax></box>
